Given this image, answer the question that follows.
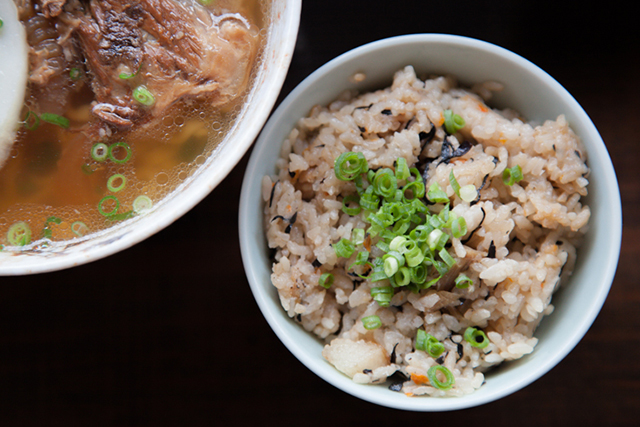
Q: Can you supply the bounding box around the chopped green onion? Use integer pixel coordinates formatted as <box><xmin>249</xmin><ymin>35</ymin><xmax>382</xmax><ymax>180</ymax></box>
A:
<box><xmin>427</xmin><ymin>365</ymin><xmax>455</xmax><ymax>390</ymax></box>
<box><xmin>427</xmin><ymin>228</ymin><xmax>447</xmax><ymax>252</ymax></box>
<box><xmin>42</xmin><ymin>216</ymin><xmax>62</xmax><ymax>239</ymax></box>
<box><xmin>368</xmin><ymin>211</ymin><xmax>394</xmax><ymax>233</ymax></box>
<box><xmin>502</xmin><ymin>165</ymin><xmax>523</xmax><ymax>186</ymax></box>
<box><xmin>368</xmin><ymin>263</ymin><xmax>389</xmax><ymax>282</ymax></box>
<box><xmin>409</xmin><ymin>224</ymin><xmax>431</xmax><ymax>243</ymax></box>
<box><xmin>375</xmin><ymin>239</ymin><xmax>390</xmax><ymax>253</ymax></box>
<box><xmin>132</xmin><ymin>85</ymin><xmax>155</xmax><ymax>106</ymax></box>
<box><xmin>108</xmin><ymin>141</ymin><xmax>132</xmax><ymax>164</ymax></box>
<box><xmin>132</xmin><ymin>195</ymin><xmax>153</xmax><ymax>214</ymax></box>
<box><xmin>402</xmin><ymin>180</ymin><xmax>425</xmax><ymax>202</ymax></box>
<box><xmin>198</xmin><ymin>0</ymin><xmax>215</xmax><ymax>5</ymax></box>
<box><xmin>318</xmin><ymin>272</ymin><xmax>334</xmax><ymax>289</ymax></box>
<box><xmin>0</xmin><ymin>19</ymin><xmax>3</xmax><ymax>29</ymax></box>
<box><xmin>107</xmin><ymin>174</ymin><xmax>127</xmax><ymax>193</ymax></box>
<box><xmin>21</xmin><ymin>111</ymin><xmax>70</xmax><ymax>130</ymax></box>
<box><xmin>383</xmin><ymin>251</ymin><xmax>404</xmax><ymax>276</ymax></box>
<box><xmin>424</xmin><ymin>276</ymin><xmax>441</xmax><ymax>289</ymax></box>
<box><xmin>382</xmin><ymin>256</ymin><xmax>399</xmax><ymax>277</ymax></box>
<box><xmin>432</xmin><ymin>259</ymin><xmax>450</xmax><ymax>276</ymax></box>
<box><xmin>428</xmin><ymin>213</ymin><xmax>444</xmax><ymax>230</ymax></box>
<box><xmin>106</xmin><ymin>210</ymin><xmax>134</xmax><ymax>222</ymax></box>
<box><xmin>372</xmin><ymin>168</ymin><xmax>398</xmax><ymax>199</ymax></box>
<box><xmin>403</xmin><ymin>241</ymin><xmax>424</xmax><ymax>268</ymax></box>
<box><xmin>371</xmin><ymin>286</ymin><xmax>394</xmax><ymax>307</ymax></box>
<box><xmin>438</xmin><ymin>203</ymin><xmax>451</xmax><ymax>224</ymax></box>
<box><xmin>333</xmin><ymin>238</ymin><xmax>355</xmax><ymax>258</ymax></box>
<box><xmin>91</xmin><ymin>143</ymin><xmax>109</xmax><ymax>162</ymax></box>
<box><xmin>23</xmin><ymin>110</ymin><xmax>40</xmax><ymax>130</ymax></box>
<box><xmin>427</xmin><ymin>182</ymin><xmax>449</xmax><ymax>203</ymax></box>
<box><xmin>349</xmin><ymin>250</ymin><xmax>369</xmax><ymax>269</ymax></box>
<box><xmin>389</xmin><ymin>235</ymin><xmax>407</xmax><ymax>252</ymax></box>
<box><xmin>354</xmin><ymin>174</ymin><xmax>365</xmax><ymax>195</ymax></box>
<box><xmin>427</xmin><ymin>340</ymin><xmax>445</xmax><ymax>358</ymax></box>
<box><xmin>341</xmin><ymin>194</ymin><xmax>361</xmax><ymax>216</ymax></box>
<box><xmin>464</xmin><ymin>327</ymin><xmax>490</xmax><ymax>349</ymax></box>
<box><xmin>69</xmin><ymin>68</ymin><xmax>81</xmax><ymax>80</ymax></box>
<box><xmin>395</xmin><ymin>157</ymin><xmax>410</xmax><ymax>181</ymax></box>
<box><xmin>415</xmin><ymin>329</ymin><xmax>429</xmax><ymax>351</ymax></box>
<box><xmin>366</xmin><ymin>169</ymin><xmax>376</xmax><ymax>184</ymax></box>
<box><xmin>450</xmin><ymin>216</ymin><xmax>467</xmax><ymax>239</ymax></box>
<box><xmin>443</xmin><ymin>109</ymin><xmax>465</xmax><ymax>134</ymax></box>
<box><xmin>449</xmin><ymin>170</ymin><xmax>461</xmax><ymax>196</ymax></box>
<box><xmin>98</xmin><ymin>195</ymin><xmax>119</xmax><ymax>216</ymax></box>
<box><xmin>7</xmin><ymin>222</ymin><xmax>31</xmax><ymax>246</ymax></box>
<box><xmin>361</xmin><ymin>315</ymin><xmax>382</xmax><ymax>330</ymax></box>
<box><xmin>359</xmin><ymin>186</ymin><xmax>379</xmax><ymax>211</ymax></box>
<box><xmin>45</xmin><ymin>216</ymin><xmax>62</xmax><ymax>225</ymax></box>
<box><xmin>410</xmin><ymin>264</ymin><xmax>427</xmax><ymax>284</ymax></box>
<box><xmin>416</xmin><ymin>330</ymin><xmax>445</xmax><ymax>358</ymax></box>
<box><xmin>459</xmin><ymin>184</ymin><xmax>478</xmax><ymax>203</ymax></box>
<box><xmin>439</xmin><ymin>248</ymin><xmax>456</xmax><ymax>268</ymax></box>
<box><xmin>40</xmin><ymin>113</ymin><xmax>70</xmax><ymax>129</ymax></box>
<box><xmin>119</xmin><ymin>64</ymin><xmax>142</xmax><ymax>80</ymax></box>
<box><xmin>387</xmin><ymin>204</ymin><xmax>407</xmax><ymax>224</ymax></box>
<box><xmin>81</xmin><ymin>163</ymin><xmax>98</xmax><ymax>175</ymax></box>
<box><xmin>455</xmin><ymin>273</ymin><xmax>473</xmax><ymax>289</ymax></box>
<box><xmin>329</xmin><ymin>153</ymin><xmax>476</xmax><ymax>296</ymax></box>
<box><xmin>71</xmin><ymin>221</ymin><xmax>89</xmax><ymax>237</ymax></box>
<box><xmin>334</xmin><ymin>151</ymin><xmax>368</xmax><ymax>181</ymax></box>
<box><xmin>356</xmin><ymin>250</ymin><xmax>369</xmax><ymax>264</ymax></box>
<box><xmin>352</xmin><ymin>228</ymin><xmax>365</xmax><ymax>245</ymax></box>
<box><xmin>393</xmin><ymin>266</ymin><xmax>411</xmax><ymax>287</ymax></box>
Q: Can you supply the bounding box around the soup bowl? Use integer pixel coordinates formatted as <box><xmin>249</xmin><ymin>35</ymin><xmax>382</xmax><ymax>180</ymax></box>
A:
<box><xmin>0</xmin><ymin>0</ymin><xmax>301</xmax><ymax>275</ymax></box>
<box><xmin>238</xmin><ymin>34</ymin><xmax>622</xmax><ymax>411</ymax></box>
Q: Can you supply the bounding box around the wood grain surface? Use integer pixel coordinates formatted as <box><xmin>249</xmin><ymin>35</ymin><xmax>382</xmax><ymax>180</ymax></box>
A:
<box><xmin>1</xmin><ymin>1</ymin><xmax>637</xmax><ymax>425</ymax></box>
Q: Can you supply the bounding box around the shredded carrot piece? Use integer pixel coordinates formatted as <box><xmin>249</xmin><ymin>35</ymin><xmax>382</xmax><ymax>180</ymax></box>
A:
<box><xmin>286</xmin><ymin>204</ymin><xmax>292</xmax><ymax>213</ymax></box>
<box><xmin>478</xmin><ymin>102</ymin><xmax>489</xmax><ymax>113</ymax></box>
<box><xmin>438</xmin><ymin>112</ymin><xmax>445</xmax><ymax>127</ymax></box>
<box><xmin>363</xmin><ymin>234</ymin><xmax>372</xmax><ymax>252</ymax></box>
<box><xmin>411</xmin><ymin>373</ymin><xmax>430</xmax><ymax>385</ymax></box>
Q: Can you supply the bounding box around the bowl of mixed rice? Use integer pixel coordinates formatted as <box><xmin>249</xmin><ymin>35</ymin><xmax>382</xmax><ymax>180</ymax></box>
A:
<box><xmin>239</xmin><ymin>34</ymin><xmax>621</xmax><ymax>411</ymax></box>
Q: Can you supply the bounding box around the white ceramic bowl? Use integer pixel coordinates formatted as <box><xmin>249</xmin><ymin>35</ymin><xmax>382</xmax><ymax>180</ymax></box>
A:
<box><xmin>239</xmin><ymin>34</ymin><xmax>622</xmax><ymax>411</ymax></box>
<box><xmin>0</xmin><ymin>0</ymin><xmax>301</xmax><ymax>275</ymax></box>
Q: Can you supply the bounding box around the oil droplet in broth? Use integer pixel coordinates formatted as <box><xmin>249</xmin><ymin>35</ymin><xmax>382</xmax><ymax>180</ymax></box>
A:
<box><xmin>155</xmin><ymin>172</ymin><xmax>169</xmax><ymax>186</ymax></box>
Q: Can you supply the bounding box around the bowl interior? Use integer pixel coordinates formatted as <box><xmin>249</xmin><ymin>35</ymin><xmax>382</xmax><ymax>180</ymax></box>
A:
<box><xmin>239</xmin><ymin>34</ymin><xmax>621</xmax><ymax>411</ymax></box>
<box><xmin>0</xmin><ymin>0</ymin><xmax>301</xmax><ymax>275</ymax></box>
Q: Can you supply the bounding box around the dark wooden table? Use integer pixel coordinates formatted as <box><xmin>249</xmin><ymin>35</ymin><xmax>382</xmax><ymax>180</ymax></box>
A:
<box><xmin>1</xmin><ymin>1</ymin><xmax>637</xmax><ymax>425</ymax></box>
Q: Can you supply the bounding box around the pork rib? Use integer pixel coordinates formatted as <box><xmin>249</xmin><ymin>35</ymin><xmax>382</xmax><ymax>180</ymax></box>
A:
<box><xmin>74</xmin><ymin>0</ymin><xmax>259</xmax><ymax>128</ymax></box>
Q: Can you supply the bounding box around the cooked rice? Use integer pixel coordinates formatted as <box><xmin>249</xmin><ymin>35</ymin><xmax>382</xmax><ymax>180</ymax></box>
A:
<box><xmin>262</xmin><ymin>66</ymin><xmax>590</xmax><ymax>396</ymax></box>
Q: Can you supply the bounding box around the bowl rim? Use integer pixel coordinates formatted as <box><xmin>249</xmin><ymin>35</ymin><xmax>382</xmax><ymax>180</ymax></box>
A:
<box><xmin>0</xmin><ymin>0</ymin><xmax>302</xmax><ymax>276</ymax></box>
<box><xmin>239</xmin><ymin>33</ymin><xmax>622</xmax><ymax>411</ymax></box>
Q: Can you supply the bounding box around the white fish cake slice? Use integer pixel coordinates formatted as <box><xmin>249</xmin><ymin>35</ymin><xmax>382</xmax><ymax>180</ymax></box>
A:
<box><xmin>0</xmin><ymin>1</ymin><xmax>29</xmax><ymax>167</ymax></box>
